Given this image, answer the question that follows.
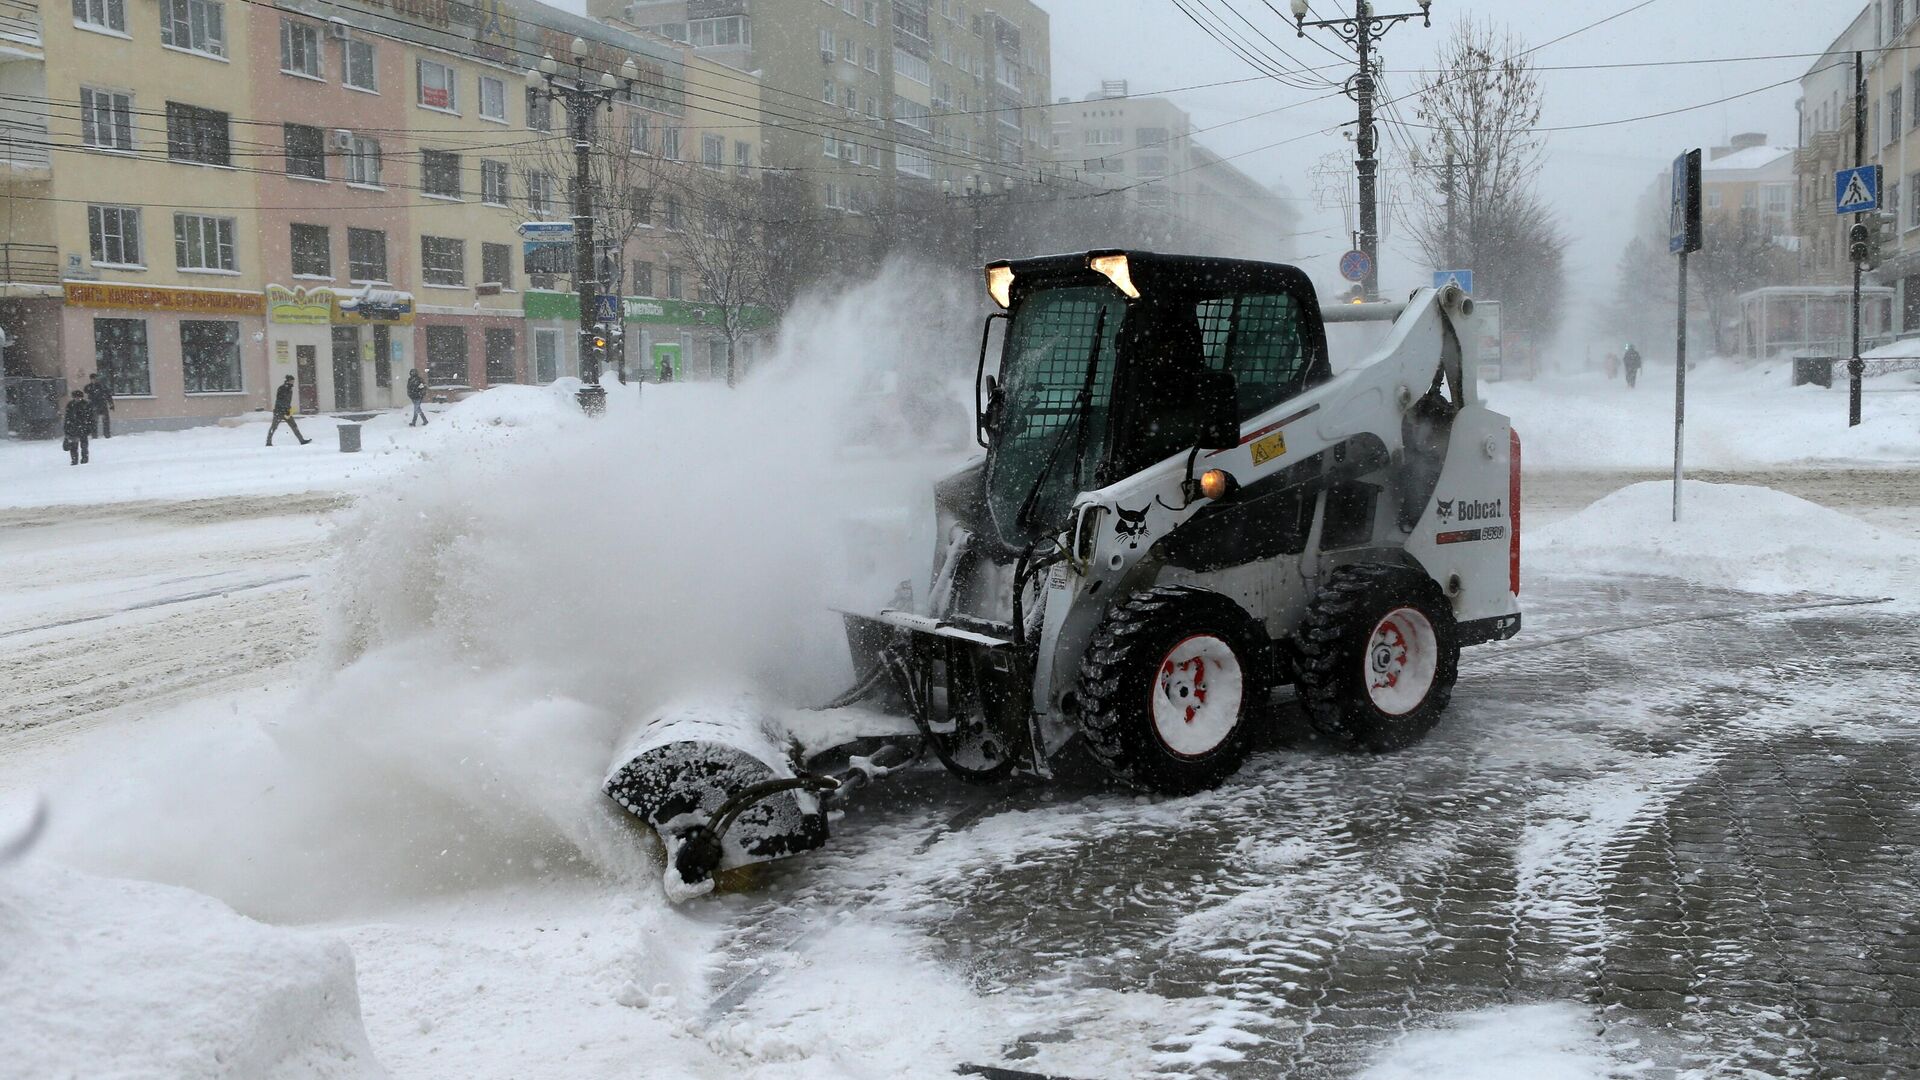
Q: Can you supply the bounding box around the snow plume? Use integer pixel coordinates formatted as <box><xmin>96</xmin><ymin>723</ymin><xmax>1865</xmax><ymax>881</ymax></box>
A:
<box><xmin>52</xmin><ymin>261</ymin><xmax>983</xmax><ymax>920</ymax></box>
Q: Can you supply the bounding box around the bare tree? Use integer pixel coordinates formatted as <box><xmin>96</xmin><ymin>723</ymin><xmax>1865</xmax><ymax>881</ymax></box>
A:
<box><xmin>505</xmin><ymin>100</ymin><xmax>674</xmax><ymax>301</ymax></box>
<box><xmin>675</xmin><ymin>165</ymin><xmax>776</xmax><ymax>387</ymax></box>
<box><xmin>1409</xmin><ymin>18</ymin><xmax>1567</xmax><ymax>343</ymax></box>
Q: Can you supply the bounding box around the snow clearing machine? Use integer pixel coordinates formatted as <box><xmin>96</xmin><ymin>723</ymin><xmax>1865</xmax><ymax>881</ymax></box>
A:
<box><xmin>606</xmin><ymin>250</ymin><xmax>1522</xmax><ymax>898</ymax></box>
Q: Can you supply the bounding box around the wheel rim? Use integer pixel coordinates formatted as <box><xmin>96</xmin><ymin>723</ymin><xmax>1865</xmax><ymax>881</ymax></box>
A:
<box><xmin>1364</xmin><ymin>607</ymin><xmax>1438</xmax><ymax>716</ymax></box>
<box><xmin>1149</xmin><ymin>634</ymin><xmax>1244</xmax><ymax>759</ymax></box>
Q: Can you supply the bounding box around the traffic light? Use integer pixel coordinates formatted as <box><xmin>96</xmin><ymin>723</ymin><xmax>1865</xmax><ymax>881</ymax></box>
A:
<box><xmin>1850</xmin><ymin>221</ymin><xmax>1872</xmax><ymax>267</ymax></box>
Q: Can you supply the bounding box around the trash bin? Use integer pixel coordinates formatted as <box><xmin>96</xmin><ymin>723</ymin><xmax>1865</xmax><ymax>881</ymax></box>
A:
<box><xmin>1792</xmin><ymin>355</ymin><xmax>1835</xmax><ymax>388</ymax></box>
<box><xmin>337</xmin><ymin>422</ymin><xmax>363</xmax><ymax>453</ymax></box>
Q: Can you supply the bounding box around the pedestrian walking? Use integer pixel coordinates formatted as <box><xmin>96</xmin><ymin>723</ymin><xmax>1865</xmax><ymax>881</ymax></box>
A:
<box><xmin>406</xmin><ymin>369</ymin><xmax>429</xmax><ymax>426</ymax></box>
<box><xmin>1622</xmin><ymin>343</ymin><xmax>1643</xmax><ymax>389</ymax></box>
<box><xmin>656</xmin><ymin>358</ymin><xmax>673</xmax><ymax>383</ymax></box>
<box><xmin>267</xmin><ymin>375</ymin><xmax>311</xmax><ymax>446</ymax></box>
<box><xmin>62</xmin><ymin>390</ymin><xmax>92</xmax><ymax>465</ymax></box>
<box><xmin>83</xmin><ymin>373</ymin><xmax>113</xmax><ymax>438</ymax></box>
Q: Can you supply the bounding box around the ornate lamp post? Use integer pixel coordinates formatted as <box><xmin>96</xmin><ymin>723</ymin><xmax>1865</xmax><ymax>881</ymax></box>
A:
<box><xmin>1292</xmin><ymin>0</ymin><xmax>1433</xmax><ymax>301</ymax></box>
<box><xmin>528</xmin><ymin>40</ymin><xmax>640</xmax><ymax>413</ymax></box>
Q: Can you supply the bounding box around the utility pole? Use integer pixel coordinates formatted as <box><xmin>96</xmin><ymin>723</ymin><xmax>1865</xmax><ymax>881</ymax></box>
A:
<box><xmin>529</xmin><ymin>39</ymin><xmax>640</xmax><ymax>414</ymax></box>
<box><xmin>1443</xmin><ymin>147</ymin><xmax>1457</xmax><ymax>268</ymax></box>
<box><xmin>1850</xmin><ymin>49</ymin><xmax>1866</xmax><ymax>428</ymax></box>
<box><xmin>1294</xmin><ymin>0</ymin><xmax>1433</xmax><ymax>301</ymax></box>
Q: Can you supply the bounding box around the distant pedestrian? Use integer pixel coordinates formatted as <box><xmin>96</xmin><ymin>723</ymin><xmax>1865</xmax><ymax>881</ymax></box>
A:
<box><xmin>406</xmin><ymin>369</ymin><xmax>429</xmax><ymax>426</ymax></box>
<box><xmin>1622</xmin><ymin>344</ymin><xmax>1642</xmax><ymax>389</ymax></box>
<box><xmin>656</xmin><ymin>358</ymin><xmax>673</xmax><ymax>383</ymax></box>
<box><xmin>267</xmin><ymin>375</ymin><xmax>311</xmax><ymax>446</ymax></box>
<box><xmin>83</xmin><ymin>373</ymin><xmax>113</xmax><ymax>438</ymax></box>
<box><xmin>62</xmin><ymin>390</ymin><xmax>92</xmax><ymax>465</ymax></box>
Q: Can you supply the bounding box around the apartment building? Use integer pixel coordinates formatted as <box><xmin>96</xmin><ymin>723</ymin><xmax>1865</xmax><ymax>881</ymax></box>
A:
<box><xmin>0</xmin><ymin>0</ymin><xmax>761</xmax><ymax>431</ymax></box>
<box><xmin>1818</xmin><ymin>0</ymin><xmax>1920</xmax><ymax>329</ymax></box>
<box><xmin>1049</xmin><ymin>82</ymin><xmax>1297</xmax><ymax>262</ymax></box>
<box><xmin>601</xmin><ymin>0</ymin><xmax>1051</xmax><ymax>217</ymax></box>
<box><xmin>1702</xmin><ymin>134</ymin><xmax>1796</xmax><ymax>240</ymax></box>
<box><xmin>1795</xmin><ymin>7</ymin><xmax>1872</xmax><ymax>288</ymax></box>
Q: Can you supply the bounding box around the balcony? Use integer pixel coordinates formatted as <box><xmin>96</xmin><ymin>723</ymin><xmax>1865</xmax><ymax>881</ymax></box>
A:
<box><xmin>0</xmin><ymin>0</ymin><xmax>41</xmax><ymax>55</ymax></box>
<box><xmin>0</xmin><ymin>242</ymin><xmax>56</xmax><ymax>285</ymax></box>
<box><xmin>0</xmin><ymin>121</ymin><xmax>50</xmax><ymax>174</ymax></box>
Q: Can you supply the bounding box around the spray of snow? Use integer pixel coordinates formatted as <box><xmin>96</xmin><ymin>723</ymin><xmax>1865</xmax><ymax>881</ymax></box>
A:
<box><xmin>1359</xmin><ymin>1003</ymin><xmax>1623</xmax><ymax>1080</ymax></box>
<box><xmin>46</xmin><ymin>262</ymin><xmax>985</xmax><ymax>920</ymax></box>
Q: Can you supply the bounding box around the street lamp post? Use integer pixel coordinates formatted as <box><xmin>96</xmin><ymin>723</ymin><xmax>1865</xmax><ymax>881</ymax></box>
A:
<box><xmin>1293</xmin><ymin>0</ymin><xmax>1433</xmax><ymax>301</ymax></box>
<box><xmin>942</xmin><ymin>174</ymin><xmax>1014</xmax><ymax>266</ymax></box>
<box><xmin>1408</xmin><ymin>140</ymin><xmax>1467</xmax><ymax>269</ymax></box>
<box><xmin>528</xmin><ymin>41</ymin><xmax>640</xmax><ymax>414</ymax></box>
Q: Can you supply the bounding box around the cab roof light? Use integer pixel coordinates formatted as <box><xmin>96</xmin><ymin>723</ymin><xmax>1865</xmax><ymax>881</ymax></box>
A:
<box><xmin>1088</xmin><ymin>253</ymin><xmax>1140</xmax><ymax>299</ymax></box>
<box><xmin>985</xmin><ymin>263</ymin><xmax>1014</xmax><ymax>309</ymax></box>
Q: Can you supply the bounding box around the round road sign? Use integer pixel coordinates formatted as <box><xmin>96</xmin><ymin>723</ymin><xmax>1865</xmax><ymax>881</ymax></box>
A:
<box><xmin>1339</xmin><ymin>249</ymin><xmax>1373</xmax><ymax>283</ymax></box>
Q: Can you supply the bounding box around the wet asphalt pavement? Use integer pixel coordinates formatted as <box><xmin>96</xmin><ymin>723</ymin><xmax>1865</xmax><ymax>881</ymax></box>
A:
<box><xmin>700</xmin><ymin>573</ymin><xmax>1920</xmax><ymax>1079</ymax></box>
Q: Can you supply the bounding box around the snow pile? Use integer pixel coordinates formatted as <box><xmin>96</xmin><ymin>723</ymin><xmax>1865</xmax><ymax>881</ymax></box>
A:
<box><xmin>1359</xmin><ymin>1004</ymin><xmax>1620</xmax><ymax>1080</ymax></box>
<box><xmin>1530</xmin><ymin>480</ymin><xmax>1920</xmax><ymax>597</ymax></box>
<box><xmin>0</xmin><ymin>861</ymin><xmax>383</xmax><ymax>1079</ymax></box>
<box><xmin>47</xmin><ymin>262</ymin><xmax>984</xmax><ymax>919</ymax></box>
<box><xmin>1482</xmin><ymin>361</ymin><xmax>1920</xmax><ymax>470</ymax></box>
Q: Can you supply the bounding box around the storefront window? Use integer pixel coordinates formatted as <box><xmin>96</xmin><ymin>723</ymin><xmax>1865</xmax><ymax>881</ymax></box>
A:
<box><xmin>484</xmin><ymin>328</ymin><xmax>516</xmax><ymax>383</ymax></box>
<box><xmin>181</xmin><ymin>320</ymin><xmax>241</xmax><ymax>393</ymax></box>
<box><xmin>425</xmin><ymin>325</ymin><xmax>468</xmax><ymax>385</ymax></box>
<box><xmin>94</xmin><ymin>318</ymin><xmax>150</xmax><ymax>396</ymax></box>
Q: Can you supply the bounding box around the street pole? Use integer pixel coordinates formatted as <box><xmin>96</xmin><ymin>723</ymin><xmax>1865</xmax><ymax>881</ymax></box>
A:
<box><xmin>1443</xmin><ymin>147</ymin><xmax>1457</xmax><ymax>269</ymax></box>
<box><xmin>529</xmin><ymin>41</ymin><xmax>641</xmax><ymax>415</ymax></box>
<box><xmin>1850</xmin><ymin>49</ymin><xmax>1866</xmax><ymax>428</ymax></box>
<box><xmin>1674</xmin><ymin>248</ymin><xmax>1686</xmax><ymax>523</ymax></box>
<box><xmin>1294</xmin><ymin>0</ymin><xmax>1432</xmax><ymax>303</ymax></box>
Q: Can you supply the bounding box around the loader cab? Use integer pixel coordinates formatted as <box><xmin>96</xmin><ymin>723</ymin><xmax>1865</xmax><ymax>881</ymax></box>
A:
<box><xmin>979</xmin><ymin>251</ymin><xmax>1331</xmax><ymax>548</ymax></box>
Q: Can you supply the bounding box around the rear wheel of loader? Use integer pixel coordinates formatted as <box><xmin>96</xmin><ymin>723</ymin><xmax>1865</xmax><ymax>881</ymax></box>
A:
<box><xmin>1295</xmin><ymin>564</ymin><xmax>1460</xmax><ymax>752</ymax></box>
<box><xmin>1075</xmin><ymin>586</ymin><xmax>1266</xmax><ymax>795</ymax></box>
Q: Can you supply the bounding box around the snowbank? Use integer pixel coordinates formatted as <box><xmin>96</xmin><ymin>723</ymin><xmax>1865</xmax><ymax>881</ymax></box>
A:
<box><xmin>1359</xmin><ymin>1004</ymin><xmax>1618</xmax><ymax>1080</ymax></box>
<box><xmin>0</xmin><ymin>861</ymin><xmax>383</xmax><ymax>1079</ymax></box>
<box><xmin>1482</xmin><ymin>361</ymin><xmax>1920</xmax><ymax>470</ymax></box>
<box><xmin>1530</xmin><ymin>480</ymin><xmax>1920</xmax><ymax>596</ymax></box>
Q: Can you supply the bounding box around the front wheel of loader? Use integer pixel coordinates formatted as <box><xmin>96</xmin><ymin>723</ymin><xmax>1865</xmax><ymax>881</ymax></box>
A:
<box><xmin>1294</xmin><ymin>564</ymin><xmax>1460</xmax><ymax>752</ymax></box>
<box><xmin>1075</xmin><ymin>586</ymin><xmax>1267</xmax><ymax>795</ymax></box>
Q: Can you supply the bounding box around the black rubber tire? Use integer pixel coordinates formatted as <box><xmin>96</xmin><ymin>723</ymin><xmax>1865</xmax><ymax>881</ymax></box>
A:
<box><xmin>1074</xmin><ymin>585</ymin><xmax>1267</xmax><ymax>795</ymax></box>
<box><xmin>1295</xmin><ymin>563</ymin><xmax>1460</xmax><ymax>752</ymax></box>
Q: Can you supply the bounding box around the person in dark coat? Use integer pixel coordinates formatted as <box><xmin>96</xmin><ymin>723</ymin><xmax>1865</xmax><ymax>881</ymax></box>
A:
<box><xmin>267</xmin><ymin>375</ymin><xmax>311</xmax><ymax>446</ymax></box>
<box><xmin>1622</xmin><ymin>344</ymin><xmax>1643</xmax><ymax>388</ymax></box>
<box><xmin>406</xmin><ymin>369</ymin><xmax>429</xmax><ymax>426</ymax></box>
<box><xmin>83</xmin><ymin>373</ymin><xmax>113</xmax><ymax>438</ymax></box>
<box><xmin>62</xmin><ymin>390</ymin><xmax>92</xmax><ymax>465</ymax></box>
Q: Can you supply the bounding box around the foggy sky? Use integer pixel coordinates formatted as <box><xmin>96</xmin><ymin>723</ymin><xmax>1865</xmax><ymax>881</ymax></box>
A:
<box><xmin>1045</xmin><ymin>0</ymin><xmax>1844</xmax><ymax>349</ymax></box>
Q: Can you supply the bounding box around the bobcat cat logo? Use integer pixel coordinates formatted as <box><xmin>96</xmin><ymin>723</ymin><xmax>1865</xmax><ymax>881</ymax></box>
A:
<box><xmin>1113</xmin><ymin>503</ymin><xmax>1152</xmax><ymax>548</ymax></box>
<box><xmin>1435</xmin><ymin>499</ymin><xmax>1455</xmax><ymax>522</ymax></box>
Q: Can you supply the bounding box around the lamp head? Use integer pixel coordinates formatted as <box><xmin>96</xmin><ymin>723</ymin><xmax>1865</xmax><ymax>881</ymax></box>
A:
<box><xmin>599</xmin><ymin>70</ymin><xmax>617</xmax><ymax>90</ymax></box>
<box><xmin>525</xmin><ymin>67</ymin><xmax>543</xmax><ymax>89</ymax></box>
<box><xmin>621</xmin><ymin>58</ymin><xmax>639</xmax><ymax>82</ymax></box>
<box><xmin>571</xmin><ymin>36</ymin><xmax>589</xmax><ymax>61</ymax></box>
<box><xmin>1289</xmin><ymin>0</ymin><xmax>1308</xmax><ymax>17</ymax></box>
<box><xmin>539</xmin><ymin>53</ymin><xmax>558</xmax><ymax>76</ymax></box>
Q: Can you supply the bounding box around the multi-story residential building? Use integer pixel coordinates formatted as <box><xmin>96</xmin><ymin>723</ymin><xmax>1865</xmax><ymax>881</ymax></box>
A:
<box><xmin>1795</xmin><ymin>6</ymin><xmax>1872</xmax><ymax>288</ymax></box>
<box><xmin>1049</xmin><ymin>82</ymin><xmax>1297</xmax><ymax>262</ymax></box>
<box><xmin>1702</xmin><ymin>134</ymin><xmax>1796</xmax><ymax>240</ymax></box>
<box><xmin>0</xmin><ymin>0</ymin><xmax>763</xmax><ymax>432</ymax></box>
<box><xmin>1855</xmin><ymin>0</ymin><xmax>1920</xmax><ymax>328</ymax></box>
<box><xmin>601</xmin><ymin>0</ymin><xmax>1051</xmax><ymax>217</ymax></box>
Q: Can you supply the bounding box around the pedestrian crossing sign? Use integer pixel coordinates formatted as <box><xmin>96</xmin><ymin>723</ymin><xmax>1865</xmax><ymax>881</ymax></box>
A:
<box><xmin>1835</xmin><ymin>166</ymin><xmax>1880</xmax><ymax>215</ymax></box>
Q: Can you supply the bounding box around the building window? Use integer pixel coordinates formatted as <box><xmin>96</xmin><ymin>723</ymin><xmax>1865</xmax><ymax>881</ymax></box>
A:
<box><xmin>480</xmin><ymin>159</ymin><xmax>508</xmax><ymax>205</ymax></box>
<box><xmin>663</xmin><ymin>194</ymin><xmax>681</xmax><ymax>230</ymax></box>
<box><xmin>687</xmin><ymin>15</ymin><xmax>748</xmax><ymax>46</ymax></box>
<box><xmin>290</xmin><ymin>223</ymin><xmax>331</xmax><ymax>277</ymax></box>
<box><xmin>819</xmin><ymin>27</ymin><xmax>833</xmax><ymax>56</ymax></box>
<box><xmin>346</xmin><ymin>134</ymin><xmax>381</xmax><ymax>185</ymax></box>
<box><xmin>159</xmin><ymin>0</ymin><xmax>224</xmax><ymax>57</ymax></box>
<box><xmin>348</xmin><ymin>227</ymin><xmax>387</xmax><ymax>282</ymax></box>
<box><xmin>180</xmin><ymin>320</ymin><xmax>241</xmax><ymax>393</ymax></box>
<box><xmin>840</xmin><ymin>36</ymin><xmax>853</xmax><ymax>63</ymax></box>
<box><xmin>87</xmin><ymin>204</ymin><xmax>141</xmax><ymax>266</ymax></box>
<box><xmin>1910</xmin><ymin>173</ymin><xmax>1920</xmax><ymax>229</ymax></box>
<box><xmin>166</xmin><ymin>102</ymin><xmax>230</xmax><ymax>166</ymax></box>
<box><xmin>1895</xmin><ymin>88</ymin><xmax>1906</xmax><ymax>142</ymax></box>
<box><xmin>173</xmin><ymin>213</ymin><xmax>235</xmax><ymax>271</ymax></box>
<box><xmin>527</xmin><ymin>87</ymin><xmax>551</xmax><ymax>130</ymax></box>
<box><xmin>702</xmin><ymin>132</ymin><xmax>724</xmax><ymax>168</ymax></box>
<box><xmin>666</xmin><ymin>266</ymin><xmax>683</xmax><ymax>298</ymax></box>
<box><xmin>484</xmin><ymin>328</ymin><xmax>516</xmax><ymax>383</ymax></box>
<box><xmin>80</xmin><ymin>88</ymin><xmax>133</xmax><ymax>151</ymax></box>
<box><xmin>735</xmin><ymin>140</ymin><xmax>751</xmax><ymax>167</ymax></box>
<box><xmin>895</xmin><ymin>147</ymin><xmax>932</xmax><ymax>177</ymax></box>
<box><xmin>280</xmin><ymin>19</ymin><xmax>321</xmax><ymax>77</ymax></box>
<box><xmin>823</xmin><ymin>78</ymin><xmax>835</xmax><ymax>104</ymax></box>
<box><xmin>417</xmin><ymin>58</ymin><xmax>456</xmax><ymax>111</ymax></box>
<box><xmin>632</xmin><ymin>259</ymin><xmax>653</xmax><ymax>295</ymax></box>
<box><xmin>893</xmin><ymin>98</ymin><xmax>930</xmax><ymax>132</ymax></box>
<box><xmin>284</xmin><ymin>123</ymin><xmax>325</xmax><ymax>179</ymax></box>
<box><xmin>628</xmin><ymin>111</ymin><xmax>651</xmax><ymax>153</ymax></box>
<box><xmin>526</xmin><ymin>170</ymin><xmax>554</xmax><ymax>214</ymax></box>
<box><xmin>425</xmin><ymin>325</ymin><xmax>467</xmax><ymax>384</ymax></box>
<box><xmin>662</xmin><ymin>126</ymin><xmax>681</xmax><ymax>159</ymax></box>
<box><xmin>343</xmin><ymin>38</ymin><xmax>376</xmax><ymax>91</ymax></box>
<box><xmin>895</xmin><ymin>48</ymin><xmax>930</xmax><ymax>85</ymax></box>
<box><xmin>421</xmin><ymin>148</ymin><xmax>461</xmax><ymax>198</ymax></box>
<box><xmin>864</xmin><ymin>45</ymin><xmax>877</xmax><ymax>71</ymax></box>
<box><xmin>94</xmin><ymin>318</ymin><xmax>149</xmax><ymax>396</ymax></box>
<box><xmin>478</xmin><ymin>75</ymin><xmax>506</xmax><ymax>122</ymax></box>
<box><xmin>481</xmin><ymin>241</ymin><xmax>512</xmax><ymax>288</ymax></box>
<box><xmin>72</xmin><ymin>0</ymin><xmax>125</xmax><ymax>33</ymax></box>
<box><xmin>823</xmin><ymin>132</ymin><xmax>837</xmax><ymax>158</ymax></box>
<box><xmin>627</xmin><ymin>187</ymin><xmax>652</xmax><ymax>224</ymax></box>
<box><xmin>421</xmin><ymin>235</ymin><xmax>464</xmax><ymax>286</ymax></box>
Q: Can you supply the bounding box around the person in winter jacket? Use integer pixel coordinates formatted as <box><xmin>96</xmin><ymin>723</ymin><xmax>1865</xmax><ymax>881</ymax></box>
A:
<box><xmin>406</xmin><ymin>369</ymin><xmax>429</xmax><ymax>426</ymax></box>
<box><xmin>83</xmin><ymin>373</ymin><xmax>113</xmax><ymax>438</ymax></box>
<box><xmin>1622</xmin><ymin>344</ymin><xmax>1643</xmax><ymax>388</ymax></box>
<box><xmin>62</xmin><ymin>390</ymin><xmax>92</xmax><ymax>465</ymax></box>
<box><xmin>267</xmin><ymin>375</ymin><xmax>311</xmax><ymax>446</ymax></box>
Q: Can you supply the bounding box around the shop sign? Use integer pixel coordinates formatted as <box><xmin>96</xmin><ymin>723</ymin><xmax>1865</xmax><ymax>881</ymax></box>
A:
<box><xmin>266</xmin><ymin>285</ymin><xmax>333</xmax><ymax>325</ymax></box>
<box><xmin>333</xmin><ymin>288</ymin><xmax>415</xmax><ymax>325</ymax></box>
<box><xmin>64</xmin><ymin>281</ymin><xmax>264</xmax><ymax>316</ymax></box>
<box><xmin>522</xmin><ymin>290</ymin><xmax>773</xmax><ymax>330</ymax></box>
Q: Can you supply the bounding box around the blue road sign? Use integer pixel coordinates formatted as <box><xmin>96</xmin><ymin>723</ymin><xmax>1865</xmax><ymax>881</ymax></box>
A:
<box><xmin>1669</xmin><ymin>149</ymin><xmax>1702</xmax><ymax>254</ymax></box>
<box><xmin>1338</xmin><ymin>249</ymin><xmax>1373</xmax><ymax>283</ymax></box>
<box><xmin>593</xmin><ymin>294</ymin><xmax>621</xmax><ymax>323</ymax></box>
<box><xmin>1432</xmin><ymin>269</ymin><xmax>1473</xmax><ymax>293</ymax></box>
<box><xmin>1835</xmin><ymin>166</ymin><xmax>1881</xmax><ymax>215</ymax></box>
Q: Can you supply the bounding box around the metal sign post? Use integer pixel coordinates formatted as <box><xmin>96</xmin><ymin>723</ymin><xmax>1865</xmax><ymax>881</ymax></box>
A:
<box><xmin>1669</xmin><ymin>149</ymin><xmax>1703</xmax><ymax>523</ymax></box>
<box><xmin>1848</xmin><ymin>52</ymin><xmax>1869</xmax><ymax>428</ymax></box>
